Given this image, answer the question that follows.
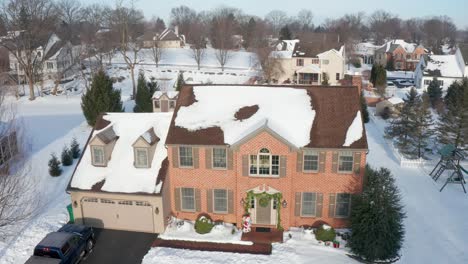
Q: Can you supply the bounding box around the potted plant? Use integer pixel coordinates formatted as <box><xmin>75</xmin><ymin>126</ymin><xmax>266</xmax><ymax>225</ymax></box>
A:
<box><xmin>333</xmin><ymin>240</ymin><xmax>340</xmax><ymax>248</ymax></box>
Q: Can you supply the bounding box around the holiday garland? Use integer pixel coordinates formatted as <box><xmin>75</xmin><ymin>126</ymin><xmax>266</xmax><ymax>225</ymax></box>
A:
<box><xmin>244</xmin><ymin>190</ymin><xmax>283</xmax><ymax>230</ymax></box>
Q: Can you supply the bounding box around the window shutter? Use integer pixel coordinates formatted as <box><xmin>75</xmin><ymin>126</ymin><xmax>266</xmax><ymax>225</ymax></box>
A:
<box><xmin>319</xmin><ymin>151</ymin><xmax>326</xmax><ymax>173</ymax></box>
<box><xmin>316</xmin><ymin>193</ymin><xmax>323</xmax><ymax>217</ymax></box>
<box><xmin>174</xmin><ymin>188</ymin><xmax>181</xmax><ymax>211</ymax></box>
<box><xmin>172</xmin><ymin>147</ymin><xmax>179</xmax><ymax>168</ymax></box>
<box><xmin>206</xmin><ymin>189</ymin><xmax>213</xmax><ymax>213</ymax></box>
<box><xmin>193</xmin><ymin>147</ymin><xmax>199</xmax><ymax>169</ymax></box>
<box><xmin>228</xmin><ymin>190</ymin><xmax>234</xmax><ymax>214</ymax></box>
<box><xmin>227</xmin><ymin>149</ymin><xmax>233</xmax><ymax>170</ymax></box>
<box><xmin>353</xmin><ymin>152</ymin><xmax>361</xmax><ymax>175</ymax></box>
<box><xmin>295</xmin><ymin>192</ymin><xmax>301</xmax><ymax>216</ymax></box>
<box><xmin>242</xmin><ymin>155</ymin><xmax>249</xmax><ymax>176</ymax></box>
<box><xmin>205</xmin><ymin>148</ymin><xmax>212</xmax><ymax>169</ymax></box>
<box><xmin>332</xmin><ymin>152</ymin><xmax>339</xmax><ymax>173</ymax></box>
<box><xmin>328</xmin><ymin>193</ymin><xmax>336</xmax><ymax>218</ymax></box>
<box><xmin>280</xmin><ymin>156</ymin><xmax>287</xmax><ymax>177</ymax></box>
<box><xmin>296</xmin><ymin>151</ymin><xmax>303</xmax><ymax>172</ymax></box>
<box><xmin>195</xmin><ymin>188</ymin><xmax>201</xmax><ymax>212</ymax></box>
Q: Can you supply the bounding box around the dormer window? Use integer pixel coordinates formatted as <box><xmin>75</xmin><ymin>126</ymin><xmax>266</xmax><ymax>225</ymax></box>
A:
<box><xmin>92</xmin><ymin>146</ymin><xmax>105</xmax><ymax>166</ymax></box>
<box><xmin>135</xmin><ymin>147</ymin><xmax>149</xmax><ymax>168</ymax></box>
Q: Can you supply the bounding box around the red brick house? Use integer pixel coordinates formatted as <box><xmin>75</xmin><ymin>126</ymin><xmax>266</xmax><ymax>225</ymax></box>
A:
<box><xmin>375</xmin><ymin>39</ymin><xmax>427</xmax><ymax>71</ymax></box>
<box><xmin>165</xmin><ymin>84</ymin><xmax>367</xmax><ymax>230</ymax></box>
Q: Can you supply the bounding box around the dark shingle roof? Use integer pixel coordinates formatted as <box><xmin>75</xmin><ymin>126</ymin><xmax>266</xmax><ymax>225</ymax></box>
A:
<box><xmin>166</xmin><ymin>85</ymin><xmax>368</xmax><ymax>149</ymax></box>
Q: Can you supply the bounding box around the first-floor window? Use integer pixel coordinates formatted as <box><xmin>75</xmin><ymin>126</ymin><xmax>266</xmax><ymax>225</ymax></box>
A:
<box><xmin>181</xmin><ymin>188</ymin><xmax>195</xmax><ymax>211</ymax></box>
<box><xmin>92</xmin><ymin>146</ymin><xmax>105</xmax><ymax>166</ymax></box>
<box><xmin>424</xmin><ymin>79</ymin><xmax>431</xmax><ymax>85</ymax></box>
<box><xmin>335</xmin><ymin>193</ymin><xmax>351</xmax><ymax>217</ymax></box>
<box><xmin>301</xmin><ymin>192</ymin><xmax>317</xmax><ymax>216</ymax></box>
<box><xmin>213</xmin><ymin>189</ymin><xmax>228</xmax><ymax>213</ymax></box>
<box><xmin>336</xmin><ymin>73</ymin><xmax>340</xmax><ymax>80</ymax></box>
<box><xmin>338</xmin><ymin>152</ymin><xmax>353</xmax><ymax>173</ymax></box>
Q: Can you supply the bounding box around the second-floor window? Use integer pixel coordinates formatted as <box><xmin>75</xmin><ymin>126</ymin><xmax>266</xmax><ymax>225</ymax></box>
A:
<box><xmin>179</xmin><ymin>146</ymin><xmax>193</xmax><ymax>167</ymax></box>
<box><xmin>311</xmin><ymin>58</ymin><xmax>319</xmax><ymax>64</ymax></box>
<box><xmin>338</xmin><ymin>151</ymin><xmax>353</xmax><ymax>173</ymax></box>
<box><xmin>296</xmin><ymin>59</ymin><xmax>304</xmax><ymax>66</ymax></box>
<box><xmin>212</xmin><ymin>148</ymin><xmax>227</xmax><ymax>169</ymax></box>
<box><xmin>303</xmin><ymin>152</ymin><xmax>319</xmax><ymax>172</ymax></box>
<box><xmin>135</xmin><ymin>148</ymin><xmax>149</xmax><ymax>168</ymax></box>
<box><xmin>249</xmin><ymin>148</ymin><xmax>279</xmax><ymax>176</ymax></box>
<box><xmin>92</xmin><ymin>146</ymin><xmax>105</xmax><ymax>166</ymax></box>
<box><xmin>322</xmin><ymin>59</ymin><xmax>330</xmax><ymax>65</ymax></box>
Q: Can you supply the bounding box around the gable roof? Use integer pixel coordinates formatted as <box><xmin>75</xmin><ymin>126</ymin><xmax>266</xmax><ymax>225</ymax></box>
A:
<box><xmin>166</xmin><ymin>85</ymin><xmax>368</xmax><ymax>150</ymax></box>
<box><xmin>69</xmin><ymin>113</ymin><xmax>173</xmax><ymax>194</ymax></box>
<box><xmin>376</xmin><ymin>39</ymin><xmax>422</xmax><ymax>54</ymax></box>
<box><xmin>158</xmin><ymin>28</ymin><xmax>182</xmax><ymax>41</ymax></box>
<box><xmin>153</xmin><ymin>91</ymin><xmax>179</xmax><ymax>99</ymax></box>
<box><xmin>423</xmin><ymin>53</ymin><xmax>464</xmax><ymax>78</ymax></box>
<box><xmin>292</xmin><ymin>41</ymin><xmax>343</xmax><ymax>58</ymax></box>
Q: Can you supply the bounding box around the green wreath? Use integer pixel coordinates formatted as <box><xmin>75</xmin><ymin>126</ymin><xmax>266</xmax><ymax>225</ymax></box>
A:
<box><xmin>258</xmin><ymin>194</ymin><xmax>271</xmax><ymax>207</ymax></box>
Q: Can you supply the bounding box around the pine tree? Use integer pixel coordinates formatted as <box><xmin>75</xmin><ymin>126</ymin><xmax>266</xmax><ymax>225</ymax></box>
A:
<box><xmin>349</xmin><ymin>165</ymin><xmax>405</xmax><ymax>262</ymax></box>
<box><xmin>370</xmin><ymin>64</ymin><xmax>377</xmax><ymax>85</ymax></box>
<box><xmin>321</xmin><ymin>73</ymin><xmax>329</xmax><ymax>85</ymax></box>
<box><xmin>437</xmin><ymin>78</ymin><xmax>468</xmax><ymax>149</ymax></box>
<box><xmin>81</xmin><ymin>70</ymin><xmax>124</xmax><ymax>126</ymax></box>
<box><xmin>48</xmin><ymin>153</ymin><xmax>62</xmax><ymax>177</ymax></box>
<box><xmin>427</xmin><ymin>77</ymin><xmax>442</xmax><ymax>108</ymax></box>
<box><xmin>133</xmin><ymin>72</ymin><xmax>154</xmax><ymax>113</ymax></box>
<box><xmin>407</xmin><ymin>94</ymin><xmax>433</xmax><ymax>158</ymax></box>
<box><xmin>70</xmin><ymin>138</ymin><xmax>81</xmax><ymax>159</ymax></box>
<box><xmin>374</xmin><ymin>65</ymin><xmax>387</xmax><ymax>97</ymax></box>
<box><xmin>279</xmin><ymin>25</ymin><xmax>292</xmax><ymax>40</ymax></box>
<box><xmin>385</xmin><ymin>88</ymin><xmax>418</xmax><ymax>153</ymax></box>
<box><xmin>61</xmin><ymin>146</ymin><xmax>73</xmax><ymax>166</ymax></box>
<box><xmin>360</xmin><ymin>92</ymin><xmax>370</xmax><ymax>123</ymax></box>
<box><xmin>175</xmin><ymin>72</ymin><xmax>185</xmax><ymax>92</ymax></box>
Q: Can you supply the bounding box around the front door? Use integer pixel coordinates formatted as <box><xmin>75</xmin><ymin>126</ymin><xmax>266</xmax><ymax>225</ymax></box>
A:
<box><xmin>161</xmin><ymin>100</ymin><xmax>169</xmax><ymax>112</ymax></box>
<box><xmin>255</xmin><ymin>197</ymin><xmax>271</xmax><ymax>225</ymax></box>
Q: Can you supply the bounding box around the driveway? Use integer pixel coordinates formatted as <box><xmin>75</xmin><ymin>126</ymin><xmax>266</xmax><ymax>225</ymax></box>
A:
<box><xmin>82</xmin><ymin>228</ymin><xmax>157</xmax><ymax>264</ymax></box>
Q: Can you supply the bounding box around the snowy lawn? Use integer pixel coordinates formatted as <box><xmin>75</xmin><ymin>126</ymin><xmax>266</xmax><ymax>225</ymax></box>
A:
<box><xmin>159</xmin><ymin>217</ymin><xmax>252</xmax><ymax>245</ymax></box>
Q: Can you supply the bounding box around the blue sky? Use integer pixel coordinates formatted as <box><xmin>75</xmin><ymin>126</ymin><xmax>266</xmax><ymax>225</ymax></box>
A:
<box><xmin>83</xmin><ymin>0</ymin><xmax>467</xmax><ymax>28</ymax></box>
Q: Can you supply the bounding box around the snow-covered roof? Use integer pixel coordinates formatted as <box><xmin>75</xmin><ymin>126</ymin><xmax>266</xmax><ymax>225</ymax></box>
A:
<box><xmin>424</xmin><ymin>54</ymin><xmax>464</xmax><ymax>78</ymax></box>
<box><xmin>378</xmin><ymin>39</ymin><xmax>420</xmax><ymax>53</ymax></box>
<box><xmin>387</xmin><ymin>97</ymin><xmax>404</xmax><ymax>105</ymax></box>
<box><xmin>71</xmin><ymin>113</ymin><xmax>172</xmax><ymax>194</ymax></box>
<box><xmin>343</xmin><ymin>111</ymin><xmax>363</xmax><ymax>147</ymax></box>
<box><xmin>153</xmin><ymin>91</ymin><xmax>179</xmax><ymax>99</ymax></box>
<box><xmin>174</xmin><ymin>86</ymin><xmax>315</xmax><ymax>147</ymax></box>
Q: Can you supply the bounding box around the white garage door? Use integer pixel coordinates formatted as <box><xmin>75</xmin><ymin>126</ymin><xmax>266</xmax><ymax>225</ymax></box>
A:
<box><xmin>81</xmin><ymin>197</ymin><xmax>155</xmax><ymax>233</ymax></box>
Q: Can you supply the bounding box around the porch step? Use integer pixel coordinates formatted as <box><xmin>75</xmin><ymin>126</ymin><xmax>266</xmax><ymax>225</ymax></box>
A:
<box><xmin>241</xmin><ymin>229</ymin><xmax>283</xmax><ymax>244</ymax></box>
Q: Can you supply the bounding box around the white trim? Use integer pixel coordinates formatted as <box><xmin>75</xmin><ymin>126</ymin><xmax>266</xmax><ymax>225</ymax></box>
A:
<box><xmin>134</xmin><ymin>147</ymin><xmax>149</xmax><ymax>168</ymax></box>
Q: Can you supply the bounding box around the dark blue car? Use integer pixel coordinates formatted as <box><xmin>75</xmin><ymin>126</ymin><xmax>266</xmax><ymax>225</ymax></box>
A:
<box><xmin>25</xmin><ymin>224</ymin><xmax>95</xmax><ymax>264</ymax></box>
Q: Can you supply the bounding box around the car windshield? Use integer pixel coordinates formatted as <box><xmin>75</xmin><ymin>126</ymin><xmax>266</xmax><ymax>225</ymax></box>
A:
<box><xmin>34</xmin><ymin>248</ymin><xmax>61</xmax><ymax>259</ymax></box>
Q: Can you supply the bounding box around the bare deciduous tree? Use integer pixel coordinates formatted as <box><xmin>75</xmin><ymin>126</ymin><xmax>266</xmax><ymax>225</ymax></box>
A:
<box><xmin>265</xmin><ymin>10</ymin><xmax>289</xmax><ymax>36</ymax></box>
<box><xmin>255</xmin><ymin>46</ymin><xmax>284</xmax><ymax>83</ymax></box>
<box><xmin>297</xmin><ymin>9</ymin><xmax>314</xmax><ymax>31</ymax></box>
<box><xmin>151</xmin><ymin>37</ymin><xmax>163</xmax><ymax>68</ymax></box>
<box><xmin>170</xmin><ymin>5</ymin><xmax>197</xmax><ymax>42</ymax></box>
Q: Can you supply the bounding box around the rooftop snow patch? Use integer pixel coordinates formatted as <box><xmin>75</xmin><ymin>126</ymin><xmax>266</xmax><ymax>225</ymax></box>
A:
<box><xmin>71</xmin><ymin>112</ymin><xmax>173</xmax><ymax>194</ymax></box>
<box><xmin>343</xmin><ymin>111</ymin><xmax>363</xmax><ymax>147</ymax></box>
<box><xmin>425</xmin><ymin>54</ymin><xmax>464</xmax><ymax>78</ymax></box>
<box><xmin>174</xmin><ymin>86</ymin><xmax>315</xmax><ymax>147</ymax></box>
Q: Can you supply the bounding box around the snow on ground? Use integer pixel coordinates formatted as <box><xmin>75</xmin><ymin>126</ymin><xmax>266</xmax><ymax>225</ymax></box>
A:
<box><xmin>159</xmin><ymin>217</ymin><xmax>252</xmax><ymax>245</ymax></box>
<box><xmin>175</xmin><ymin>86</ymin><xmax>315</xmax><ymax>147</ymax></box>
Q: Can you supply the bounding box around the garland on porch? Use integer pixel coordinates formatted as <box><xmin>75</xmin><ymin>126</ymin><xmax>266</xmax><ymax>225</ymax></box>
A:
<box><xmin>244</xmin><ymin>190</ymin><xmax>283</xmax><ymax>230</ymax></box>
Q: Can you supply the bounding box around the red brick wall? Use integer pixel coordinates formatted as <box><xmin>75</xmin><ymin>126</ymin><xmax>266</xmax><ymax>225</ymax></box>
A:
<box><xmin>167</xmin><ymin>131</ymin><xmax>366</xmax><ymax>230</ymax></box>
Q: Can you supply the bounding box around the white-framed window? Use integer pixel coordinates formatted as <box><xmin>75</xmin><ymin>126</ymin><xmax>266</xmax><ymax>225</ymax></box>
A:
<box><xmin>181</xmin><ymin>187</ymin><xmax>195</xmax><ymax>211</ymax></box>
<box><xmin>91</xmin><ymin>146</ymin><xmax>105</xmax><ymax>166</ymax></box>
<box><xmin>311</xmin><ymin>58</ymin><xmax>319</xmax><ymax>64</ymax></box>
<box><xmin>213</xmin><ymin>189</ymin><xmax>228</xmax><ymax>213</ymax></box>
<box><xmin>303</xmin><ymin>152</ymin><xmax>319</xmax><ymax>172</ymax></box>
<box><xmin>135</xmin><ymin>147</ymin><xmax>149</xmax><ymax>168</ymax></box>
<box><xmin>296</xmin><ymin>59</ymin><xmax>304</xmax><ymax>66</ymax></box>
<box><xmin>179</xmin><ymin>146</ymin><xmax>193</xmax><ymax>167</ymax></box>
<box><xmin>424</xmin><ymin>79</ymin><xmax>431</xmax><ymax>85</ymax></box>
<box><xmin>335</xmin><ymin>193</ymin><xmax>351</xmax><ymax>218</ymax></box>
<box><xmin>212</xmin><ymin>148</ymin><xmax>227</xmax><ymax>169</ymax></box>
<box><xmin>338</xmin><ymin>151</ymin><xmax>354</xmax><ymax>173</ymax></box>
<box><xmin>438</xmin><ymin>80</ymin><xmax>444</xmax><ymax>86</ymax></box>
<box><xmin>154</xmin><ymin>100</ymin><xmax>160</xmax><ymax>108</ymax></box>
<box><xmin>322</xmin><ymin>59</ymin><xmax>330</xmax><ymax>65</ymax></box>
<box><xmin>336</xmin><ymin>73</ymin><xmax>340</xmax><ymax>81</ymax></box>
<box><xmin>249</xmin><ymin>148</ymin><xmax>279</xmax><ymax>176</ymax></box>
<box><xmin>301</xmin><ymin>192</ymin><xmax>317</xmax><ymax>216</ymax></box>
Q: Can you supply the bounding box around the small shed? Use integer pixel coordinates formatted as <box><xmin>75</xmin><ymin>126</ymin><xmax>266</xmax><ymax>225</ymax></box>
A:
<box><xmin>375</xmin><ymin>97</ymin><xmax>404</xmax><ymax>117</ymax></box>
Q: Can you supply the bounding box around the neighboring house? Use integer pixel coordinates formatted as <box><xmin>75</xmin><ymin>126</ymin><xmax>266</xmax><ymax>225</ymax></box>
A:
<box><xmin>414</xmin><ymin>47</ymin><xmax>466</xmax><ymax>91</ymax></box>
<box><xmin>152</xmin><ymin>91</ymin><xmax>179</xmax><ymax>112</ymax></box>
<box><xmin>156</xmin><ymin>27</ymin><xmax>185</xmax><ymax>49</ymax></box>
<box><xmin>272</xmin><ymin>39</ymin><xmax>345</xmax><ymax>85</ymax></box>
<box><xmin>353</xmin><ymin>42</ymin><xmax>381</xmax><ymax>65</ymax></box>
<box><xmin>0</xmin><ymin>47</ymin><xmax>9</xmax><ymax>72</ymax></box>
<box><xmin>375</xmin><ymin>39</ymin><xmax>427</xmax><ymax>71</ymax></box>
<box><xmin>68</xmin><ymin>113</ymin><xmax>173</xmax><ymax>233</ymax></box>
<box><xmin>0</xmin><ymin>122</ymin><xmax>18</xmax><ymax>171</ymax></box>
<box><xmin>375</xmin><ymin>97</ymin><xmax>404</xmax><ymax>117</ymax></box>
<box><xmin>9</xmin><ymin>33</ymin><xmax>79</xmax><ymax>82</ymax></box>
<box><xmin>166</xmin><ymin>85</ymin><xmax>367</xmax><ymax>230</ymax></box>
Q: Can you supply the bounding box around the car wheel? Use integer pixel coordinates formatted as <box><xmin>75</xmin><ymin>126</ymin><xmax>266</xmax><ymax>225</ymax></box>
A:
<box><xmin>86</xmin><ymin>239</ymin><xmax>94</xmax><ymax>253</ymax></box>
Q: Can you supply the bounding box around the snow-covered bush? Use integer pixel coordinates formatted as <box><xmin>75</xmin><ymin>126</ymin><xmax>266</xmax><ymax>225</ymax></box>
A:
<box><xmin>61</xmin><ymin>146</ymin><xmax>73</xmax><ymax>166</ymax></box>
<box><xmin>315</xmin><ymin>224</ymin><xmax>336</xmax><ymax>242</ymax></box>
<box><xmin>48</xmin><ymin>153</ymin><xmax>62</xmax><ymax>176</ymax></box>
<box><xmin>70</xmin><ymin>138</ymin><xmax>81</xmax><ymax>159</ymax></box>
<box><xmin>194</xmin><ymin>214</ymin><xmax>214</xmax><ymax>234</ymax></box>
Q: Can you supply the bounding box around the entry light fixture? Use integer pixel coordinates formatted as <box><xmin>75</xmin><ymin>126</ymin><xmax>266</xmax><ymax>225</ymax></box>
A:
<box><xmin>281</xmin><ymin>200</ymin><xmax>287</xmax><ymax>208</ymax></box>
<box><xmin>240</xmin><ymin>198</ymin><xmax>245</xmax><ymax>206</ymax></box>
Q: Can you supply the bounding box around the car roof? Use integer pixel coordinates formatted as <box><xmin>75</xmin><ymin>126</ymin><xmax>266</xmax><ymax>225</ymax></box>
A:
<box><xmin>37</xmin><ymin>232</ymin><xmax>74</xmax><ymax>248</ymax></box>
<box><xmin>58</xmin><ymin>224</ymin><xmax>88</xmax><ymax>234</ymax></box>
